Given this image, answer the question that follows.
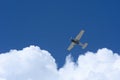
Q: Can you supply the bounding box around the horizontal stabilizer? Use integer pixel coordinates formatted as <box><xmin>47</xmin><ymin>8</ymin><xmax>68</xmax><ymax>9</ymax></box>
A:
<box><xmin>82</xmin><ymin>43</ymin><xmax>88</xmax><ymax>49</ymax></box>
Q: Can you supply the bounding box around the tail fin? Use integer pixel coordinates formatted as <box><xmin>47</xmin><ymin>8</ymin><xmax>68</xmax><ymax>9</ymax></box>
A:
<box><xmin>82</xmin><ymin>43</ymin><xmax>88</xmax><ymax>49</ymax></box>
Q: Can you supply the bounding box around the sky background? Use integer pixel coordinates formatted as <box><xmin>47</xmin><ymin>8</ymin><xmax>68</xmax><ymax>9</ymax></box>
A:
<box><xmin>0</xmin><ymin>0</ymin><xmax>120</xmax><ymax>68</ymax></box>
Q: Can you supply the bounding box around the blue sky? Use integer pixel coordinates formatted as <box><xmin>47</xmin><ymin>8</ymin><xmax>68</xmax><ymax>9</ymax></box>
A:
<box><xmin>0</xmin><ymin>0</ymin><xmax>120</xmax><ymax>68</ymax></box>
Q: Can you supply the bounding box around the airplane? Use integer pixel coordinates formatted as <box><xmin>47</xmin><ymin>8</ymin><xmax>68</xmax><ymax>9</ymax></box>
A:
<box><xmin>67</xmin><ymin>30</ymin><xmax>88</xmax><ymax>51</ymax></box>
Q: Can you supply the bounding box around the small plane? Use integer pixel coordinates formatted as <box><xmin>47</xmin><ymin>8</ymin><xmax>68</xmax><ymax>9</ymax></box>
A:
<box><xmin>67</xmin><ymin>30</ymin><xmax>88</xmax><ymax>51</ymax></box>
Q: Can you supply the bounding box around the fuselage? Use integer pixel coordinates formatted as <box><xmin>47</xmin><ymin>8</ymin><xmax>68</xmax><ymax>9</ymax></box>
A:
<box><xmin>71</xmin><ymin>39</ymin><xmax>79</xmax><ymax>44</ymax></box>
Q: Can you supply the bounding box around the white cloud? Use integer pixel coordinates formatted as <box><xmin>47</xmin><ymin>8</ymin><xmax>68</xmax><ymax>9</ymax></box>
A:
<box><xmin>0</xmin><ymin>46</ymin><xmax>58</xmax><ymax>80</ymax></box>
<box><xmin>0</xmin><ymin>46</ymin><xmax>120</xmax><ymax>80</ymax></box>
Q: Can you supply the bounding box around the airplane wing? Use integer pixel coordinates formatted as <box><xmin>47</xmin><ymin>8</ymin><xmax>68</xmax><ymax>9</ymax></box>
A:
<box><xmin>75</xmin><ymin>30</ymin><xmax>85</xmax><ymax>41</ymax></box>
<box><xmin>67</xmin><ymin>42</ymin><xmax>76</xmax><ymax>51</ymax></box>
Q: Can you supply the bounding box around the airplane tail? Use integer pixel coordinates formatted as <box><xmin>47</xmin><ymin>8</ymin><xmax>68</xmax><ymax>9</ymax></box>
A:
<box><xmin>82</xmin><ymin>43</ymin><xmax>88</xmax><ymax>49</ymax></box>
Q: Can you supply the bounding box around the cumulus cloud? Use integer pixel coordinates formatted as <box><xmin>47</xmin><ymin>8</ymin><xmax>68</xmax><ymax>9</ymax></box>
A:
<box><xmin>0</xmin><ymin>46</ymin><xmax>120</xmax><ymax>80</ymax></box>
<box><xmin>0</xmin><ymin>46</ymin><xmax>58</xmax><ymax>80</ymax></box>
